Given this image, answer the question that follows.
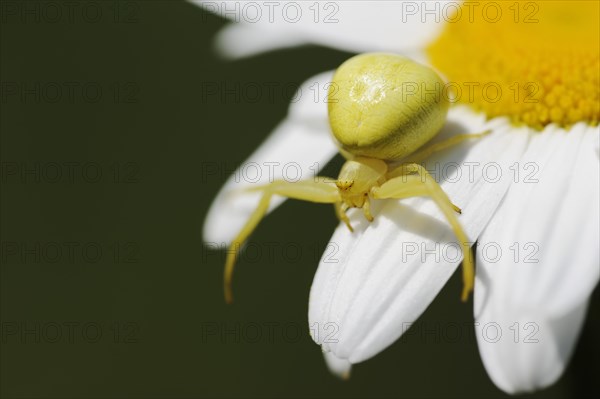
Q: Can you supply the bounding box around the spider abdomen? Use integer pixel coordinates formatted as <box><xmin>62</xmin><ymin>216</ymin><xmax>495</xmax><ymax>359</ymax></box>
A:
<box><xmin>328</xmin><ymin>53</ymin><xmax>449</xmax><ymax>161</ymax></box>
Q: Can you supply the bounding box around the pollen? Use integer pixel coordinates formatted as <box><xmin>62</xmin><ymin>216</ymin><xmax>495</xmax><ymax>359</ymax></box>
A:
<box><xmin>427</xmin><ymin>0</ymin><xmax>599</xmax><ymax>130</ymax></box>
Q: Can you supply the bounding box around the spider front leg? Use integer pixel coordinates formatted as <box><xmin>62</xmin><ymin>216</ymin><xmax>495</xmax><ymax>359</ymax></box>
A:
<box><xmin>224</xmin><ymin>177</ymin><xmax>340</xmax><ymax>303</ymax></box>
<box><xmin>371</xmin><ymin>164</ymin><xmax>474</xmax><ymax>301</ymax></box>
<box><xmin>363</xmin><ymin>195</ymin><xmax>374</xmax><ymax>222</ymax></box>
<box><xmin>388</xmin><ymin>163</ymin><xmax>463</xmax><ymax>214</ymax></box>
<box><xmin>334</xmin><ymin>202</ymin><xmax>354</xmax><ymax>232</ymax></box>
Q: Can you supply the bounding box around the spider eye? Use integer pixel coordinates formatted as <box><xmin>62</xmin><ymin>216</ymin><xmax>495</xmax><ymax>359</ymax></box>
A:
<box><xmin>336</xmin><ymin>180</ymin><xmax>354</xmax><ymax>191</ymax></box>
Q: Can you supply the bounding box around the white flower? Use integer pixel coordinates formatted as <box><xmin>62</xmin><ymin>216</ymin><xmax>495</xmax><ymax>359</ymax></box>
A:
<box><xmin>194</xmin><ymin>0</ymin><xmax>600</xmax><ymax>394</ymax></box>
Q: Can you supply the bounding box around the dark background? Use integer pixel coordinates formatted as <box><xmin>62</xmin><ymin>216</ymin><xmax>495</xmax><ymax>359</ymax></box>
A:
<box><xmin>1</xmin><ymin>1</ymin><xmax>598</xmax><ymax>398</ymax></box>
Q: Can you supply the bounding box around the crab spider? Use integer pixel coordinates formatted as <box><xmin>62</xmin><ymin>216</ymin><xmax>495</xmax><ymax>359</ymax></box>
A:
<box><xmin>222</xmin><ymin>53</ymin><xmax>490</xmax><ymax>304</ymax></box>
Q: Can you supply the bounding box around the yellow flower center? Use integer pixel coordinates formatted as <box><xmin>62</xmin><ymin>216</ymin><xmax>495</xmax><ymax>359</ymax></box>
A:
<box><xmin>428</xmin><ymin>0</ymin><xmax>599</xmax><ymax>129</ymax></box>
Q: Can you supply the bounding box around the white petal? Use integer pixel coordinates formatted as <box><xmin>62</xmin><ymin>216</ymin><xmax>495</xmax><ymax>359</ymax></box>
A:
<box><xmin>203</xmin><ymin>72</ymin><xmax>337</xmax><ymax>244</ymax></box>
<box><xmin>475</xmin><ymin>300</ymin><xmax>589</xmax><ymax>395</ymax></box>
<box><xmin>309</xmin><ymin>106</ymin><xmax>531</xmax><ymax>363</ymax></box>
<box><xmin>475</xmin><ymin>123</ymin><xmax>600</xmax><ymax>393</ymax></box>
<box><xmin>213</xmin><ymin>24</ymin><xmax>308</xmax><ymax>59</ymax></box>
<box><xmin>190</xmin><ymin>0</ymin><xmax>446</xmax><ymax>58</ymax></box>
<box><xmin>322</xmin><ymin>351</ymin><xmax>352</xmax><ymax>380</ymax></box>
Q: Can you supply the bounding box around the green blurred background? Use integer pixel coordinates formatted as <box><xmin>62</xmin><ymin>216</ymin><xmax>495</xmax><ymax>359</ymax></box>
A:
<box><xmin>1</xmin><ymin>1</ymin><xmax>598</xmax><ymax>398</ymax></box>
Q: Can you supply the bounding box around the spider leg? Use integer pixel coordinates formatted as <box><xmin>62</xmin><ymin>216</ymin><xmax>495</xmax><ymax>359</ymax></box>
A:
<box><xmin>387</xmin><ymin>163</ymin><xmax>463</xmax><ymax>214</ymax></box>
<box><xmin>371</xmin><ymin>164</ymin><xmax>474</xmax><ymax>301</ymax></box>
<box><xmin>224</xmin><ymin>177</ymin><xmax>340</xmax><ymax>303</ymax></box>
<box><xmin>363</xmin><ymin>195</ymin><xmax>374</xmax><ymax>222</ymax></box>
<box><xmin>334</xmin><ymin>201</ymin><xmax>354</xmax><ymax>232</ymax></box>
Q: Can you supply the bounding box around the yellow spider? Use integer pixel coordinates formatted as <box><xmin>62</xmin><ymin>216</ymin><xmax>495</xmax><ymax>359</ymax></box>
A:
<box><xmin>223</xmin><ymin>53</ymin><xmax>489</xmax><ymax>304</ymax></box>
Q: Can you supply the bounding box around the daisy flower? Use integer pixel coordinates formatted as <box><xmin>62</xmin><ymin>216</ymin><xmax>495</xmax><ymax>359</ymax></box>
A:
<box><xmin>195</xmin><ymin>0</ymin><xmax>599</xmax><ymax>394</ymax></box>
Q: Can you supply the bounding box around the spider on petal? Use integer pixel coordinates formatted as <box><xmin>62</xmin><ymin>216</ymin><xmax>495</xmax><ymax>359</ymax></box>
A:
<box><xmin>223</xmin><ymin>53</ymin><xmax>489</xmax><ymax>304</ymax></box>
